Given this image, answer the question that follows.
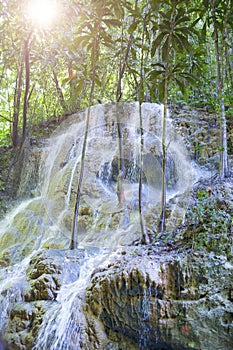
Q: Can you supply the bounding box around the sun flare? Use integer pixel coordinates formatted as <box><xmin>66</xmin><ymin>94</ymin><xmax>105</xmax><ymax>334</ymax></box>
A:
<box><xmin>27</xmin><ymin>0</ymin><xmax>59</xmax><ymax>28</ymax></box>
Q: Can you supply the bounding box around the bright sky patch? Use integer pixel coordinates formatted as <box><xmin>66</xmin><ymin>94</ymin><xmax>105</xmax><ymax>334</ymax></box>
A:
<box><xmin>27</xmin><ymin>0</ymin><xmax>60</xmax><ymax>28</ymax></box>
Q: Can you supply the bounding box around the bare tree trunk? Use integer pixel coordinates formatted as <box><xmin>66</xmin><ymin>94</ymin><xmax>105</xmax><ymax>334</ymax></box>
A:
<box><xmin>68</xmin><ymin>61</ymin><xmax>78</xmax><ymax>113</ymax></box>
<box><xmin>70</xmin><ymin>80</ymin><xmax>95</xmax><ymax>250</ymax></box>
<box><xmin>115</xmin><ymin>0</ymin><xmax>138</xmax><ymax>207</ymax></box>
<box><xmin>22</xmin><ymin>33</ymin><xmax>32</xmax><ymax>143</ymax></box>
<box><xmin>158</xmin><ymin>1</ymin><xmax>177</xmax><ymax>233</ymax></box>
<box><xmin>52</xmin><ymin>69</ymin><xmax>67</xmax><ymax>113</ymax></box>
<box><xmin>139</xmin><ymin>103</ymin><xmax>149</xmax><ymax>243</ymax></box>
<box><xmin>138</xmin><ymin>15</ymin><xmax>150</xmax><ymax>244</ymax></box>
<box><xmin>70</xmin><ymin>28</ymin><xmax>99</xmax><ymax>249</ymax></box>
<box><xmin>12</xmin><ymin>60</ymin><xmax>23</xmax><ymax>147</ymax></box>
<box><xmin>70</xmin><ymin>104</ymin><xmax>92</xmax><ymax>249</ymax></box>
<box><xmin>211</xmin><ymin>0</ymin><xmax>228</xmax><ymax>178</ymax></box>
<box><xmin>158</xmin><ymin>88</ymin><xmax>168</xmax><ymax>233</ymax></box>
<box><xmin>116</xmin><ymin>103</ymin><xmax>126</xmax><ymax>207</ymax></box>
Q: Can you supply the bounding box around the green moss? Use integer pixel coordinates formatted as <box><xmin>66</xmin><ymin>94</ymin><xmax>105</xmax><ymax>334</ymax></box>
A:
<box><xmin>79</xmin><ymin>206</ymin><xmax>93</xmax><ymax>216</ymax></box>
<box><xmin>41</xmin><ymin>238</ymin><xmax>68</xmax><ymax>250</ymax></box>
<box><xmin>0</xmin><ymin>249</ymin><xmax>10</xmax><ymax>267</ymax></box>
<box><xmin>12</xmin><ymin>211</ymin><xmax>39</xmax><ymax>237</ymax></box>
<box><xmin>0</xmin><ymin>228</ymin><xmax>18</xmax><ymax>250</ymax></box>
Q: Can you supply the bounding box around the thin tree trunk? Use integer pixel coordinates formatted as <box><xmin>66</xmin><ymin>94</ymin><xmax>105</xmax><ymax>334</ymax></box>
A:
<box><xmin>138</xmin><ymin>15</ymin><xmax>149</xmax><ymax>244</ymax></box>
<box><xmin>220</xmin><ymin>6</ymin><xmax>229</xmax><ymax>178</ymax></box>
<box><xmin>158</xmin><ymin>69</ymin><xmax>168</xmax><ymax>233</ymax></box>
<box><xmin>139</xmin><ymin>103</ymin><xmax>148</xmax><ymax>243</ymax></box>
<box><xmin>70</xmin><ymin>81</ymin><xmax>95</xmax><ymax>250</ymax></box>
<box><xmin>158</xmin><ymin>1</ymin><xmax>177</xmax><ymax>233</ymax></box>
<box><xmin>69</xmin><ymin>106</ymin><xmax>92</xmax><ymax>249</ymax></box>
<box><xmin>115</xmin><ymin>0</ymin><xmax>138</xmax><ymax>207</ymax></box>
<box><xmin>211</xmin><ymin>0</ymin><xmax>228</xmax><ymax>178</ymax></box>
<box><xmin>70</xmin><ymin>30</ymin><xmax>99</xmax><ymax>250</ymax></box>
<box><xmin>12</xmin><ymin>60</ymin><xmax>23</xmax><ymax>147</ymax></box>
<box><xmin>22</xmin><ymin>33</ymin><xmax>32</xmax><ymax>142</ymax></box>
<box><xmin>52</xmin><ymin>69</ymin><xmax>67</xmax><ymax>113</ymax></box>
<box><xmin>68</xmin><ymin>61</ymin><xmax>78</xmax><ymax>112</ymax></box>
<box><xmin>116</xmin><ymin>103</ymin><xmax>126</xmax><ymax>207</ymax></box>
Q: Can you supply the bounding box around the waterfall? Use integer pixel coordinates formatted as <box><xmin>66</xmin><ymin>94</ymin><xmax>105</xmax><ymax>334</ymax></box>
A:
<box><xmin>33</xmin><ymin>249</ymin><xmax>110</xmax><ymax>350</ymax></box>
<box><xmin>0</xmin><ymin>102</ymin><xmax>199</xmax><ymax>349</ymax></box>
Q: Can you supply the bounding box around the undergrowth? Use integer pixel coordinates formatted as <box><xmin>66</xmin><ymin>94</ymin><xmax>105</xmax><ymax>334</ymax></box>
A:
<box><xmin>177</xmin><ymin>185</ymin><xmax>233</xmax><ymax>256</ymax></box>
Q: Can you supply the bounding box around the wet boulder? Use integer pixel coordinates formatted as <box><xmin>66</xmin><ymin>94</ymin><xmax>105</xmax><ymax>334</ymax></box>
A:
<box><xmin>24</xmin><ymin>249</ymin><xmax>85</xmax><ymax>302</ymax></box>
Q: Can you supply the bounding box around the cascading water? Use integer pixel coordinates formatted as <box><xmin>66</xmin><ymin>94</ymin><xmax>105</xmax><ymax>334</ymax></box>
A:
<box><xmin>0</xmin><ymin>102</ymin><xmax>199</xmax><ymax>349</ymax></box>
<box><xmin>33</xmin><ymin>248</ymin><xmax>110</xmax><ymax>350</ymax></box>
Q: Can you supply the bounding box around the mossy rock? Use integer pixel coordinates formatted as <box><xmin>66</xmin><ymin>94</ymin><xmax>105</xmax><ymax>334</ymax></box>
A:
<box><xmin>0</xmin><ymin>210</ymin><xmax>40</xmax><ymax>253</ymax></box>
<box><xmin>12</xmin><ymin>211</ymin><xmax>38</xmax><ymax>236</ymax></box>
<box><xmin>0</xmin><ymin>249</ymin><xmax>11</xmax><ymax>267</ymax></box>
<box><xmin>79</xmin><ymin>206</ymin><xmax>93</xmax><ymax>216</ymax></box>
<box><xmin>6</xmin><ymin>301</ymin><xmax>49</xmax><ymax>350</ymax></box>
<box><xmin>25</xmin><ymin>274</ymin><xmax>59</xmax><ymax>301</ymax></box>
<box><xmin>0</xmin><ymin>227</ymin><xmax>19</xmax><ymax>251</ymax></box>
<box><xmin>41</xmin><ymin>240</ymin><xmax>68</xmax><ymax>250</ymax></box>
<box><xmin>26</xmin><ymin>251</ymin><xmax>63</xmax><ymax>279</ymax></box>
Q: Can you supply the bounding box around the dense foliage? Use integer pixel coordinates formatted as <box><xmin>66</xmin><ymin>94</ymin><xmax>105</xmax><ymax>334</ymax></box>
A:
<box><xmin>0</xmin><ymin>0</ymin><xmax>232</xmax><ymax>148</ymax></box>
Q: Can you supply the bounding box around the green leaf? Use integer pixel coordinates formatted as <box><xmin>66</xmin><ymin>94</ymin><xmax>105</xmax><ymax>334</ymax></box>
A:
<box><xmin>174</xmin><ymin>77</ymin><xmax>186</xmax><ymax>95</ymax></box>
<box><xmin>75</xmin><ymin>35</ymin><xmax>92</xmax><ymax>48</ymax></box>
<box><xmin>128</xmin><ymin>21</ymin><xmax>139</xmax><ymax>34</ymax></box>
<box><xmin>146</xmin><ymin>82</ymin><xmax>156</xmax><ymax>100</ymax></box>
<box><xmin>112</xmin><ymin>2</ymin><xmax>124</xmax><ymax>19</ymax></box>
<box><xmin>148</xmin><ymin>69</ymin><xmax>164</xmax><ymax>80</ymax></box>
<box><xmin>151</xmin><ymin>32</ymin><xmax>166</xmax><ymax>57</ymax></box>
<box><xmin>128</xmin><ymin>67</ymin><xmax>139</xmax><ymax>76</ymax></box>
<box><xmin>95</xmin><ymin>76</ymin><xmax>102</xmax><ymax>87</ymax></box>
<box><xmin>201</xmin><ymin>21</ymin><xmax>207</xmax><ymax>39</ymax></box>
<box><xmin>131</xmin><ymin>47</ymin><xmax>137</xmax><ymax>61</ymax></box>
<box><xmin>173</xmin><ymin>33</ymin><xmax>192</xmax><ymax>53</ymax></box>
<box><xmin>192</xmin><ymin>17</ymin><xmax>201</xmax><ymax>27</ymax></box>
<box><xmin>103</xmin><ymin>19</ymin><xmax>122</xmax><ymax>28</ymax></box>
<box><xmin>100</xmin><ymin>29</ymin><xmax>113</xmax><ymax>46</ymax></box>
<box><xmin>83</xmin><ymin>38</ymin><xmax>93</xmax><ymax>49</ymax></box>
<box><xmin>159</xmin><ymin>10</ymin><xmax>170</xmax><ymax>21</ymax></box>
<box><xmin>175</xmin><ymin>13</ymin><xmax>188</xmax><ymax>25</ymax></box>
<box><xmin>157</xmin><ymin>80</ymin><xmax>165</xmax><ymax>101</ymax></box>
<box><xmin>62</xmin><ymin>77</ymin><xmax>71</xmax><ymax>85</ymax></box>
<box><xmin>162</xmin><ymin>36</ymin><xmax>169</xmax><ymax>61</ymax></box>
<box><xmin>152</xmin><ymin>62</ymin><xmax>166</xmax><ymax>69</ymax></box>
<box><xmin>149</xmin><ymin>0</ymin><xmax>161</xmax><ymax>12</ymax></box>
<box><xmin>76</xmin><ymin>80</ymin><xmax>84</xmax><ymax>94</ymax></box>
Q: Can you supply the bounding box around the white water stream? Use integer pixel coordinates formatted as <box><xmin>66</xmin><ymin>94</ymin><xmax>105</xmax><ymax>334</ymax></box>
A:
<box><xmin>0</xmin><ymin>102</ymin><xmax>199</xmax><ymax>349</ymax></box>
<box><xmin>33</xmin><ymin>248</ymin><xmax>110</xmax><ymax>350</ymax></box>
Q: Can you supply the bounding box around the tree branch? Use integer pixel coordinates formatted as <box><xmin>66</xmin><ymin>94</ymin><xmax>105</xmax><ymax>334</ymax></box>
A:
<box><xmin>0</xmin><ymin>114</ymin><xmax>12</xmax><ymax>123</ymax></box>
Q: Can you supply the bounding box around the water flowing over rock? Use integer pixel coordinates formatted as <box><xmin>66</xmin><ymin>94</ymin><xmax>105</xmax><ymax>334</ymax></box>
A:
<box><xmin>0</xmin><ymin>103</ymin><xmax>232</xmax><ymax>349</ymax></box>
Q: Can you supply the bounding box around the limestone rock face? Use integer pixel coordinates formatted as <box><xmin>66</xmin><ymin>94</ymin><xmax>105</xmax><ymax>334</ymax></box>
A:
<box><xmin>6</xmin><ymin>301</ymin><xmax>49</xmax><ymax>350</ymax></box>
<box><xmin>86</xmin><ymin>247</ymin><xmax>233</xmax><ymax>350</ymax></box>
<box><xmin>4</xmin><ymin>249</ymin><xmax>85</xmax><ymax>350</ymax></box>
<box><xmin>2</xmin><ymin>247</ymin><xmax>233</xmax><ymax>350</ymax></box>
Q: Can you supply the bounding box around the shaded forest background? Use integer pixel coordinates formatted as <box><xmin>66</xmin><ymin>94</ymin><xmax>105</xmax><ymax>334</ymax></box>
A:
<box><xmin>0</xmin><ymin>0</ymin><xmax>232</xmax><ymax>142</ymax></box>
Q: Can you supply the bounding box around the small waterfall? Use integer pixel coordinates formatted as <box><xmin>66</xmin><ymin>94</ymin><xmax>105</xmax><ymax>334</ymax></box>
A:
<box><xmin>0</xmin><ymin>253</ymin><xmax>33</xmax><ymax>335</ymax></box>
<box><xmin>33</xmin><ymin>249</ymin><xmax>109</xmax><ymax>350</ymax></box>
<box><xmin>138</xmin><ymin>287</ymin><xmax>152</xmax><ymax>350</ymax></box>
<box><xmin>0</xmin><ymin>102</ymin><xmax>200</xmax><ymax>349</ymax></box>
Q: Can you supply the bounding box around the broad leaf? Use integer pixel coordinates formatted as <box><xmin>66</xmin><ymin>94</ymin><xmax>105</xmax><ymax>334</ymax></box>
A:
<box><xmin>151</xmin><ymin>32</ymin><xmax>166</xmax><ymax>57</ymax></box>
